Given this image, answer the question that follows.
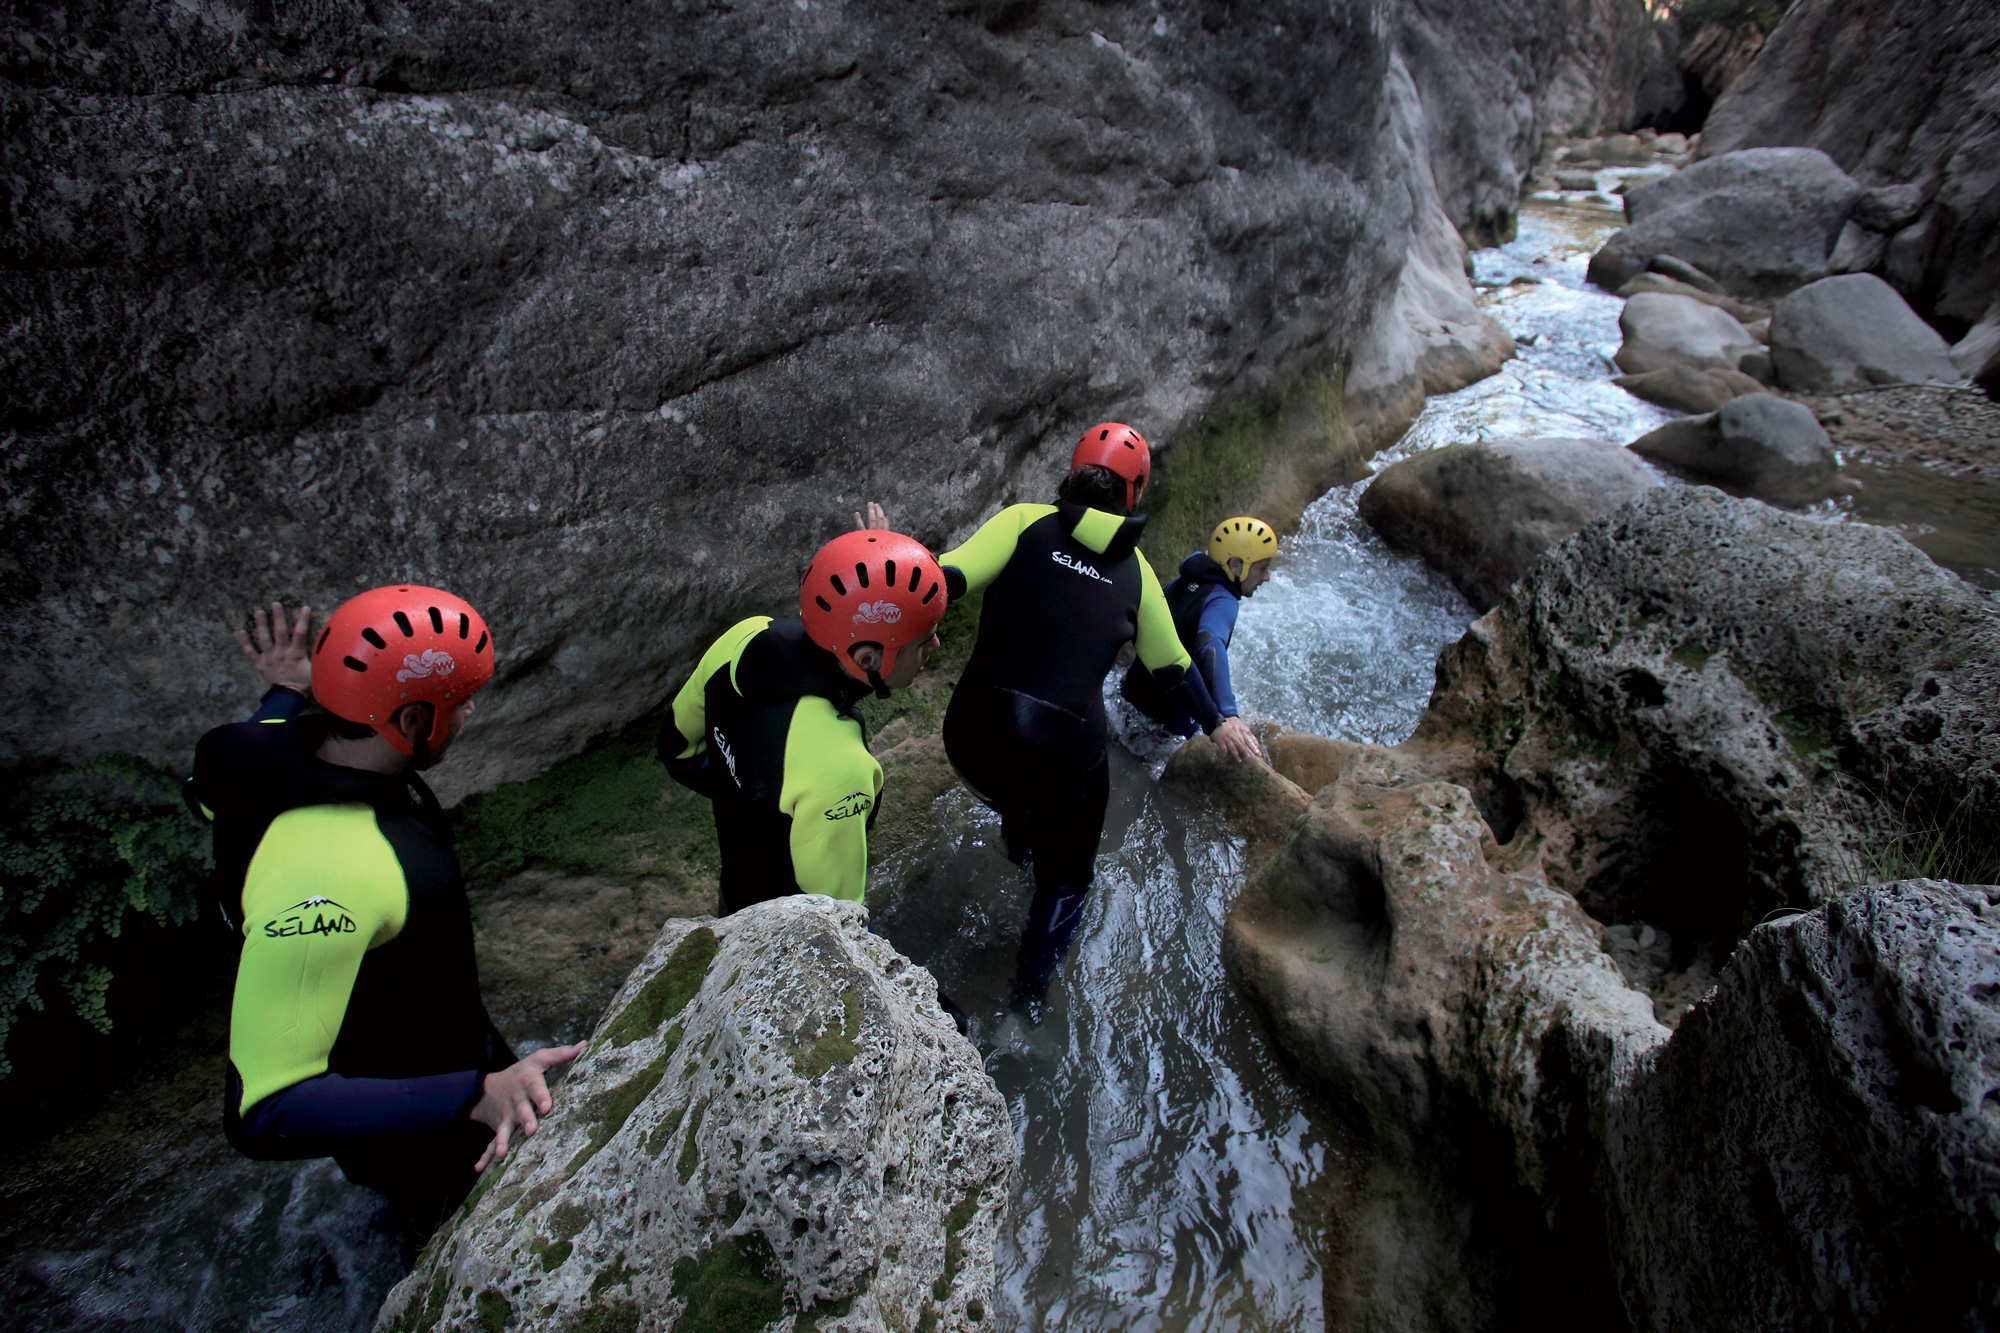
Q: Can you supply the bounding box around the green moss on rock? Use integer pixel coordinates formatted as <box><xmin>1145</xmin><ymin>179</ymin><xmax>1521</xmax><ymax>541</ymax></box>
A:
<box><xmin>567</xmin><ymin>1302</ymin><xmax>639</xmax><ymax>1333</ymax></box>
<box><xmin>566</xmin><ymin>1047</ymin><xmax>673</xmax><ymax>1178</ymax></box>
<box><xmin>474</xmin><ymin>1288</ymin><xmax>513</xmax><ymax>1332</ymax></box>
<box><xmin>645</xmin><ymin>1104</ymin><xmax>687</xmax><ymax>1157</ymax></box>
<box><xmin>931</xmin><ymin>1182</ymin><xmax>987</xmax><ymax>1303</ymax></box>
<box><xmin>670</xmin><ymin>1233</ymin><xmax>785</xmax><ymax>1332</ymax></box>
<box><xmin>791</xmin><ymin>988</ymin><xmax>863</xmax><ymax>1080</ymax></box>
<box><xmin>677</xmin><ymin>1098</ymin><xmax>710</xmax><ymax>1184</ymax></box>
<box><xmin>602</xmin><ymin>929</ymin><xmax>719</xmax><ymax>1049</ymax></box>
<box><xmin>589</xmin><ymin>1254</ymin><xmax>640</xmax><ymax>1299</ymax></box>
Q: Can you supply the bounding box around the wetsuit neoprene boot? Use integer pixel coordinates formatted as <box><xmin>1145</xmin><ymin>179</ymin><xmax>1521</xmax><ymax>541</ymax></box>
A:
<box><xmin>1009</xmin><ymin>884</ymin><xmax>1092</xmax><ymax>1024</ymax></box>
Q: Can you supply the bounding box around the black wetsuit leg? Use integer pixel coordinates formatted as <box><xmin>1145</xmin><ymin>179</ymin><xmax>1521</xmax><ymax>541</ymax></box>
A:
<box><xmin>942</xmin><ymin>687</ymin><xmax>1109</xmax><ymax>891</ymax></box>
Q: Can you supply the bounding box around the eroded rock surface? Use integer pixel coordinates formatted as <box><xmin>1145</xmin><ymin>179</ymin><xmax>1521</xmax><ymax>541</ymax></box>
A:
<box><xmin>1606</xmin><ymin>880</ymin><xmax>2000</xmax><ymax>1331</ymax></box>
<box><xmin>1614</xmin><ymin>291</ymin><xmax>1761</xmax><ymax>375</ymax></box>
<box><xmin>375</xmin><ymin>897</ymin><xmax>1009</xmax><ymax>1333</ymax></box>
<box><xmin>1628</xmin><ymin>393</ymin><xmax>1840</xmax><ymax>505</ymax></box>
<box><xmin>1770</xmin><ymin>273</ymin><xmax>1963</xmax><ymax>391</ymax></box>
<box><xmin>1357</xmin><ymin>437</ymin><xmax>1661</xmax><ymax>612</ymax></box>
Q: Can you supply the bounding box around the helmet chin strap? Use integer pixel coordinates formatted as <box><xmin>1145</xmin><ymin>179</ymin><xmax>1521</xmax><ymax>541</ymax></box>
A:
<box><xmin>866</xmin><ymin>667</ymin><xmax>891</xmax><ymax>700</ymax></box>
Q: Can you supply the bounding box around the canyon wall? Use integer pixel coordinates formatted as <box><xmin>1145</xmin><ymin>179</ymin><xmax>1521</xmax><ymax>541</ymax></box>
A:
<box><xmin>1</xmin><ymin>0</ymin><xmax>1673</xmax><ymax>797</ymax></box>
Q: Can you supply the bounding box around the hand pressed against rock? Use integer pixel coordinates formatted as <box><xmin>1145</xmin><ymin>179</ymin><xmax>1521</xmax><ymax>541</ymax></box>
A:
<box><xmin>1212</xmin><ymin>715</ymin><xmax>1265</xmax><ymax>764</ymax></box>
<box><xmin>853</xmin><ymin>501</ymin><xmax>890</xmax><ymax>531</ymax></box>
<box><xmin>236</xmin><ymin>600</ymin><xmax>313</xmax><ymax>696</ymax></box>
<box><xmin>471</xmin><ymin>1043</ymin><xmax>585</xmax><ymax>1173</ymax></box>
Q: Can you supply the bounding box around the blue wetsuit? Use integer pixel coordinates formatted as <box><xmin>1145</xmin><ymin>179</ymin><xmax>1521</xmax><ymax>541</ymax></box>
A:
<box><xmin>1120</xmin><ymin>552</ymin><xmax>1246</xmax><ymax>735</ymax></box>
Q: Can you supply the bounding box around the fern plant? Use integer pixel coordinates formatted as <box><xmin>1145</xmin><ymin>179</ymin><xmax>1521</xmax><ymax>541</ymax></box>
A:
<box><xmin>0</xmin><ymin>758</ymin><xmax>209</xmax><ymax>1076</ymax></box>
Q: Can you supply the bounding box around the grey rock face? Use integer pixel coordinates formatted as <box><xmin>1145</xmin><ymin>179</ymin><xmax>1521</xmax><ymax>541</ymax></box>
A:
<box><xmin>374</xmin><ymin>896</ymin><xmax>1010</xmax><ymax>1333</ymax></box>
<box><xmin>1356</xmin><ymin>438</ymin><xmax>1660</xmax><ymax>612</ymax></box>
<box><xmin>1700</xmin><ymin>0</ymin><xmax>2000</xmax><ymax>326</ymax></box>
<box><xmin>1950</xmin><ymin>302</ymin><xmax>2000</xmax><ymax>388</ymax></box>
<box><xmin>1612</xmin><ymin>365</ymin><xmax>1765</xmax><ymax>414</ymax></box>
<box><xmin>1628</xmin><ymin>393</ymin><xmax>1838</xmax><ymax>505</ymax></box>
<box><xmin>1648</xmin><ymin>254</ymin><xmax>1724</xmax><ymax>295</ymax></box>
<box><xmin>1588</xmin><ymin>148</ymin><xmax>1859</xmax><ymax>297</ymax></box>
<box><xmin>0</xmin><ymin>0</ymin><xmax>1648</xmax><ymax>798</ymax></box>
<box><xmin>1614</xmin><ymin>272</ymin><xmax>1765</xmax><ymax>324</ymax></box>
<box><xmin>1827</xmin><ymin>219</ymin><xmax>1890</xmax><ymax>276</ymax></box>
<box><xmin>1770</xmin><ymin>273</ymin><xmax>1961</xmax><ymax>391</ymax></box>
<box><xmin>1614</xmin><ymin>291</ymin><xmax>1762</xmax><ymax>375</ymax></box>
<box><xmin>1606</xmin><ymin>881</ymin><xmax>2000</xmax><ymax>1331</ymax></box>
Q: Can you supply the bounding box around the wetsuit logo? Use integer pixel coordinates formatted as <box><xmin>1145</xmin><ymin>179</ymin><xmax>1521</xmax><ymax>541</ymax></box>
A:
<box><xmin>1051</xmin><ymin>550</ymin><xmax>1112</xmax><ymax>584</ymax></box>
<box><xmin>713</xmin><ymin>730</ymin><xmax>741</xmax><ymax>787</ymax></box>
<box><xmin>265</xmin><ymin>896</ymin><xmax>359</xmax><ymax>939</ymax></box>
<box><xmin>824</xmin><ymin>791</ymin><xmax>874</xmax><ymax>821</ymax></box>
<box><xmin>396</xmin><ymin>649</ymin><xmax>456</xmax><ymax>682</ymax></box>
<box><xmin>851</xmin><ymin>601</ymin><xmax>903</xmax><ymax>625</ymax></box>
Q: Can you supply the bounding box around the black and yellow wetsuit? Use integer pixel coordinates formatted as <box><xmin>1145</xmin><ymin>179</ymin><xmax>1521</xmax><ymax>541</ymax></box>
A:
<box><xmin>660</xmin><ymin>616</ymin><xmax>882</xmax><ymax>915</ymax></box>
<box><xmin>187</xmin><ymin>697</ymin><xmax>512</xmax><ymax>1237</ymax></box>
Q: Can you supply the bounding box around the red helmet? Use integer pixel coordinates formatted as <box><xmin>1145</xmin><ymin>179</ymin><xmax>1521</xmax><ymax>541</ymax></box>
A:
<box><xmin>312</xmin><ymin>585</ymin><xmax>495</xmax><ymax>755</ymax></box>
<box><xmin>1070</xmin><ymin>421</ymin><xmax>1151</xmax><ymax>511</ymax></box>
<box><xmin>800</xmin><ymin>530</ymin><xmax>948</xmax><ymax>685</ymax></box>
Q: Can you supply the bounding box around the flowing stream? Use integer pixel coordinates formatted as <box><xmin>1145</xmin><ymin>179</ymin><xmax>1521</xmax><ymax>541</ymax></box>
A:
<box><xmin>5</xmin><ymin>188</ymin><xmax>1667</xmax><ymax>1331</ymax></box>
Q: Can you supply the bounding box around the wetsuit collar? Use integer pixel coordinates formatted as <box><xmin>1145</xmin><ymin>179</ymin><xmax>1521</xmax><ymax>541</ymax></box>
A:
<box><xmin>1058</xmin><ymin>503</ymin><xmax>1148</xmax><ymax>562</ymax></box>
<box><xmin>1178</xmin><ymin>550</ymin><xmax>1244</xmax><ymax>599</ymax></box>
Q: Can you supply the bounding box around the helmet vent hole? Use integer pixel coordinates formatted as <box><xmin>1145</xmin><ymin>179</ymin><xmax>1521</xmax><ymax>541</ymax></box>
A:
<box><xmin>1099</xmin><ymin>429</ymin><xmax>1110</xmax><ymax>440</ymax></box>
<box><xmin>428</xmin><ymin>606</ymin><xmax>443</xmax><ymax>633</ymax></box>
<box><xmin>908</xmin><ymin>566</ymin><xmax>921</xmax><ymax>593</ymax></box>
<box><xmin>475</xmin><ymin>631</ymin><xmax>488</xmax><ymax>654</ymax></box>
<box><xmin>815</xmin><ymin>595</ymin><xmax>832</xmax><ymax>612</ymax></box>
<box><xmin>362</xmin><ymin>628</ymin><xmax>387</xmax><ymax>650</ymax></box>
<box><xmin>393</xmin><ymin>611</ymin><xmax>414</xmax><ymax>638</ymax></box>
<box><xmin>883</xmin><ymin>559</ymin><xmax>896</xmax><ymax>588</ymax></box>
<box><xmin>458</xmin><ymin>613</ymin><xmax>469</xmax><ymax>639</ymax></box>
<box><xmin>315</xmin><ymin>626</ymin><xmax>332</xmax><ymax>655</ymax></box>
<box><xmin>829</xmin><ymin>574</ymin><xmax>847</xmax><ymax>596</ymax></box>
<box><xmin>922</xmin><ymin>582</ymin><xmax>938</xmax><ymax>605</ymax></box>
<box><xmin>854</xmin><ymin>562</ymin><xmax>869</xmax><ymax>589</ymax></box>
<box><xmin>343</xmin><ymin>655</ymin><xmax>368</xmax><ymax>672</ymax></box>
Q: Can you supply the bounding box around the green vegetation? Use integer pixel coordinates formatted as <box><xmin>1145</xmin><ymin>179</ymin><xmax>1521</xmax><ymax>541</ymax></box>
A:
<box><xmin>474</xmin><ymin>1288</ymin><xmax>513</xmax><ymax>1332</ymax></box>
<box><xmin>452</xmin><ymin>713</ymin><xmax>717</xmax><ymax>888</ymax></box>
<box><xmin>645</xmin><ymin>1104</ymin><xmax>687</xmax><ymax>1157</ymax></box>
<box><xmin>565</xmin><ymin>1047</ymin><xmax>673</xmax><ymax>1177</ymax></box>
<box><xmin>589</xmin><ymin>1254</ymin><xmax>640</xmax><ymax>1299</ymax></box>
<box><xmin>1140</xmin><ymin>359</ymin><xmax>1354</xmax><ymax>572</ymax></box>
<box><xmin>669</xmin><ymin>1233</ymin><xmax>785</xmax><ymax>1332</ymax></box>
<box><xmin>790</xmin><ymin>987</ymin><xmax>864</xmax><ymax>1080</ymax></box>
<box><xmin>677</xmin><ymin>1097</ymin><xmax>710</xmax><ymax>1183</ymax></box>
<box><xmin>601</xmin><ymin>928</ymin><xmax>718</xmax><ymax>1049</ymax></box>
<box><xmin>1836</xmin><ymin>794</ymin><xmax>2000</xmax><ymax>890</ymax></box>
<box><xmin>931</xmin><ymin>1182</ymin><xmax>988</xmax><ymax>1303</ymax></box>
<box><xmin>0</xmin><ymin>758</ymin><xmax>208</xmax><ymax>1077</ymax></box>
<box><xmin>569</xmin><ymin>1304</ymin><xmax>638</xmax><ymax>1333</ymax></box>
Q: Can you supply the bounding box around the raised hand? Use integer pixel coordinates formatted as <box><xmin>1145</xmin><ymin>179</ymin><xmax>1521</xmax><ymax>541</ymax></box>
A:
<box><xmin>235</xmin><ymin>600</ymin><xmax>314</xmax><ymax>696</ymax></box>
<box><xmin>853</xmin><ymin>501</ymin><xmax>890</xmax><ymax>531</ymax></box>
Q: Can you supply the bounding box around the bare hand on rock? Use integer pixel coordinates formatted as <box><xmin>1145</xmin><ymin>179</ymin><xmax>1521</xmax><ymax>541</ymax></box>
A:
<box><xmin>471</xmin><ymin>1043</ymin><xmax>585</xmax><ymax>1173</ymax></box>
<box><xmin>1212</xmin><ymin>716</ymin><xmax>1265</xmax><ymax>764</ymax></box>
<box><xmin>853</xmin><ymin>502</ymin><xmax>889</xmax><ymax>531</ymax></box>
<box><xmin>236</xmin><ymin>601</ymin><xmax>314</xmax><ymax>696</ymax></box>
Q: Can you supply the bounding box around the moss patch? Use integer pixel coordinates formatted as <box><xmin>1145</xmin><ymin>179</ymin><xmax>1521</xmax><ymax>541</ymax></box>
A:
<box><xmin>645</xmin><ymin>1104</ymin><xmax>687</xmax><ymax>1157</ymax></box>
<box><xmin>1670</xmin><ymin>642</ymin><xmax>1714</xmax><ymax>672</ymax></box>
<box><xmin>676</xmin><ymin>1098</ymin><xmax>710</xmax><ymax>1184</ymax></box>
<box><xmin>791</xmin><ymin>987</ymin><xmax>863</xmax><ymax>1080</ymax></box>
<box><xmin>931</xmin><ymin>1182</ymin><xmax>987</xmax><ymax>1303</ymax></box>
<box><xmin>601</xmin><ymin>928</ymin><xmax>718</xmax><ymax>1049</ymax></box>
<box><xmin>565</xmin><ymin>1047</ymin><xmax>673</xmax><ymax>1178</ymax></box>
<box><xmin>669</xmin><ymin>1232</ymin><xmax>785</xmax><ymax>1332</ymax></box>
<box><xmin>550</xmin><ymin>1200</ymin><xmax>592</xmax><ymax>1241</ymax></box>
<box><xmin>589</xmin><ymin>1254</ymin><xmax>640</xmax><ymax>1299</ymax></box>
<box><xmin>795</xmin><ymin>1294</ymin><xmax>856</xmax><ymax>1331</ymax></box>
<box><xmin>474</xmin><ymin>1288</ymin><xmax>513</xmax><ymax>1332</ymax></box>
<box><xmin>531</xmin><ymin>1236</ymin><xmax>574</xmax><ymax>1272</ymax></box>
<box><xmin>567</xmin><ymin>1302</ymin><xmax>639</xmax><ymax>1333</ymax></box>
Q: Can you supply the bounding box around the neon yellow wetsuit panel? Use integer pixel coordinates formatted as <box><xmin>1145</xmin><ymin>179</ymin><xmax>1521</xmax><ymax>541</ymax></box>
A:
<box><xmin>229</xmin><ymin>804</ymin><xmax>409</xmax><ymax>1111</ymax></box>
<box><xmin>779</xmin><ymin>696</ymin><xmax>883</xmax><ymax>902</ymax></box>
<box><xmin>667</xmin><ymin>615</ymin><xmax>773</xmax><ymax>763</ymax></box>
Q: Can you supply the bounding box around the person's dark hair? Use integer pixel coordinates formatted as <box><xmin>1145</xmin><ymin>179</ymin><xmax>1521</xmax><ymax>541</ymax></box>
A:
<box><xmin>313</xmin><ymin>702</ymin><xmax>427</xmax><ymax>740</ymax></box>
<box><xmin>1056</xmin><ymin>464</ymin><xmax>1129</xmax><ymax>514</ymax></box>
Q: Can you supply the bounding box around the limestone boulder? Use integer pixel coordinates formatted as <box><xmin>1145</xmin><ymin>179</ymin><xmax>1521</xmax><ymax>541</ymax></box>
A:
<box><xmin>1588</xmin><ymin>148</ymin><xmax>1860</xmax><ymax>298</ymax></box>
<box><xmin>1605</xmin><ymin>881</ymin><xmax>2000</xmax><ymax>1330</ymax></box>
<box><xmin>375</xmin><ymin>897</ymin><xmax>1010</xmax><ymax>1333</ymax></box>
<box><xmin>1627</xmin><ymin>393</ymin><xmax>1840</xmax><ymax>505</ymax></box>
<box><xmin>1950</xmin><ymin>303</ymin><xmax>2000</xmax><ymax>392</ymax></box>
<box><xmin>1357</xmin><ymin>438</ymin><xmax>1662</xmax><ymax>612</ymax></box>
<box><xmin>1614</xmin><ymin>292</ymin><xmax>1762</xmax><ymax>376</ymax></box>
<box><xmin>1613</xmin><ymin>366</ymin><xmax>1765</xmax><ymax>414</ymax></box>
<box><xmin>1159</xmin><ymin>734</ymin><xmax>1310</xmax><ymax>843</ymax></box>
<box><xmin>1770</xmin><ymin>274</ymin><xmax>1961</xmax><ymax>391</ymax></box>
<box><xmin>1613</xmin><ymin>272</ymin><xmax>1765</xmax><ymax>324</ymax></box>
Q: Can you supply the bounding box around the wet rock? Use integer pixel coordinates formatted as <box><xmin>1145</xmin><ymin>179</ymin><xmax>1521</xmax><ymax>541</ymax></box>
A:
<box><xmin>1358</xmin><ymin>438</ymin><xmax>1661</xmax><ymax>612</ymax></box>
<box><xmin>1555</xmin><ymin>169</ymin><xmax>1601</xmax><ymax>191</ymax></box>
<box><xmin>1648</xmin><ymin>254</ymin><xmax>1724</xmax><ymax>294</ymax></box>
<box><xmin>1951</xmin><ymin>303</ymin><xmax>2000</xmax><ymax>390</ymax></box>
<box><xmin>1613</xmin><ymin>272</ymin><xmax>1766</xmax><ymax>325</ymax></box>
<box><xmin>1160</xmin><ymin>734</ymin><xmax>1310</xmax><ymax>843</ymax></box>
<box><xmin>375</xmin><ymin>897</ymin><xmax>1010</xmax><ymax>1333</ymax></box>
<box><xmin>1612</xmin><ymin>365</ymin><xmax>1766</xmax><ymax>414</ymax></box>
<box><xmin>1698</xmin><ymin>0</ymin><xmax>2000</xmax><ymax>326</ymax></box>
<box><xmin>1605</xmin><ymin>881</ymin><xmax>2000</xmax><ymax>1330</ymax></box>
<box><xmin>1769</xmin><ymin>273</ymin><xmax>1960</xmax><ymax>392</ymax></box>
<box><xmin>1627</xmin><ymin>394</ymin><xmax>1840</xmax><ymax>505</ymax></box>
<box><xmin>1614</xmin><ymin>292</ymin><xmax>1762</xmax><ymax>375</ymax></box>
<box><xmin>1588</xmin><ymin>148</ymin><xmax>1860</xmax><ymax>298</ymax></box>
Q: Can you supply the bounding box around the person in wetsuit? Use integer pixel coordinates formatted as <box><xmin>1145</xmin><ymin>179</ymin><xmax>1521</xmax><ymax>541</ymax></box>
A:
<box><xmin>187</xmin><ymin>586</ymin><xmax>580</xmax><ymax>1246</ymax></box>
<box><xmin>1120</xmin><ymin>515</ymin><xmax>1278</xmax><ymax>741</ymax></box>
<box><xmin>936</xmin><ymin>423</ymin><xmax>1264</xmax><ymax>1021</ymax></box>
<box><xmin>660</xmin><ymin>527</ymin><xmax>948</xmax><ymax>915</ymax></box>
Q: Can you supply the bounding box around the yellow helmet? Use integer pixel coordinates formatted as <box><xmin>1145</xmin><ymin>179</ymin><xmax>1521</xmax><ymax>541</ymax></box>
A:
<box><xmin>1208</xmin><ymin>516</ymin><xmax>1277</xmax><ymax>574</ymax></box>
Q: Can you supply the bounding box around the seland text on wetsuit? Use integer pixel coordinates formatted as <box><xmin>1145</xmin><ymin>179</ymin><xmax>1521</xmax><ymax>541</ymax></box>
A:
<box><xmin>1120</xmin><ymin>551</ymin><xmax>1246</xmax><ymax>737</ymax></box>
<box><xmin>186</xmin><ymin>692</ymin><xmax>514</xmax><ymax>1236</ymax></box>
<box><xmin>659</xmin><ymin>616</ymin><xmax>882</xmax><ymax>915</ymax></box>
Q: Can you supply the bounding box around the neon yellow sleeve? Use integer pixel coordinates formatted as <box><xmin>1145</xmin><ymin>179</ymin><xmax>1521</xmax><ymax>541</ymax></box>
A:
<box><xmin>779</xmin><ymin>698</ymin><xmax>883</xmax><ymax>902</ymax></box>
<box><xmin>1134</xmin><ymin>554</ymin><xmax>1195</xmax><ymax>672</ymax></box>
<box><xmin>228</xmin><ymin>804</ymin><xmax>409</xmax><ymax>1111</ymax></box>
<box><xmin>668</xmin><ymin>616</ymin><xmax>774</xmax><ymax>760</ymax></box>
<box><xmin>937</xmin><ymin>504</ymin><xmax>1057</xmax><ymax>593</ymax></box>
